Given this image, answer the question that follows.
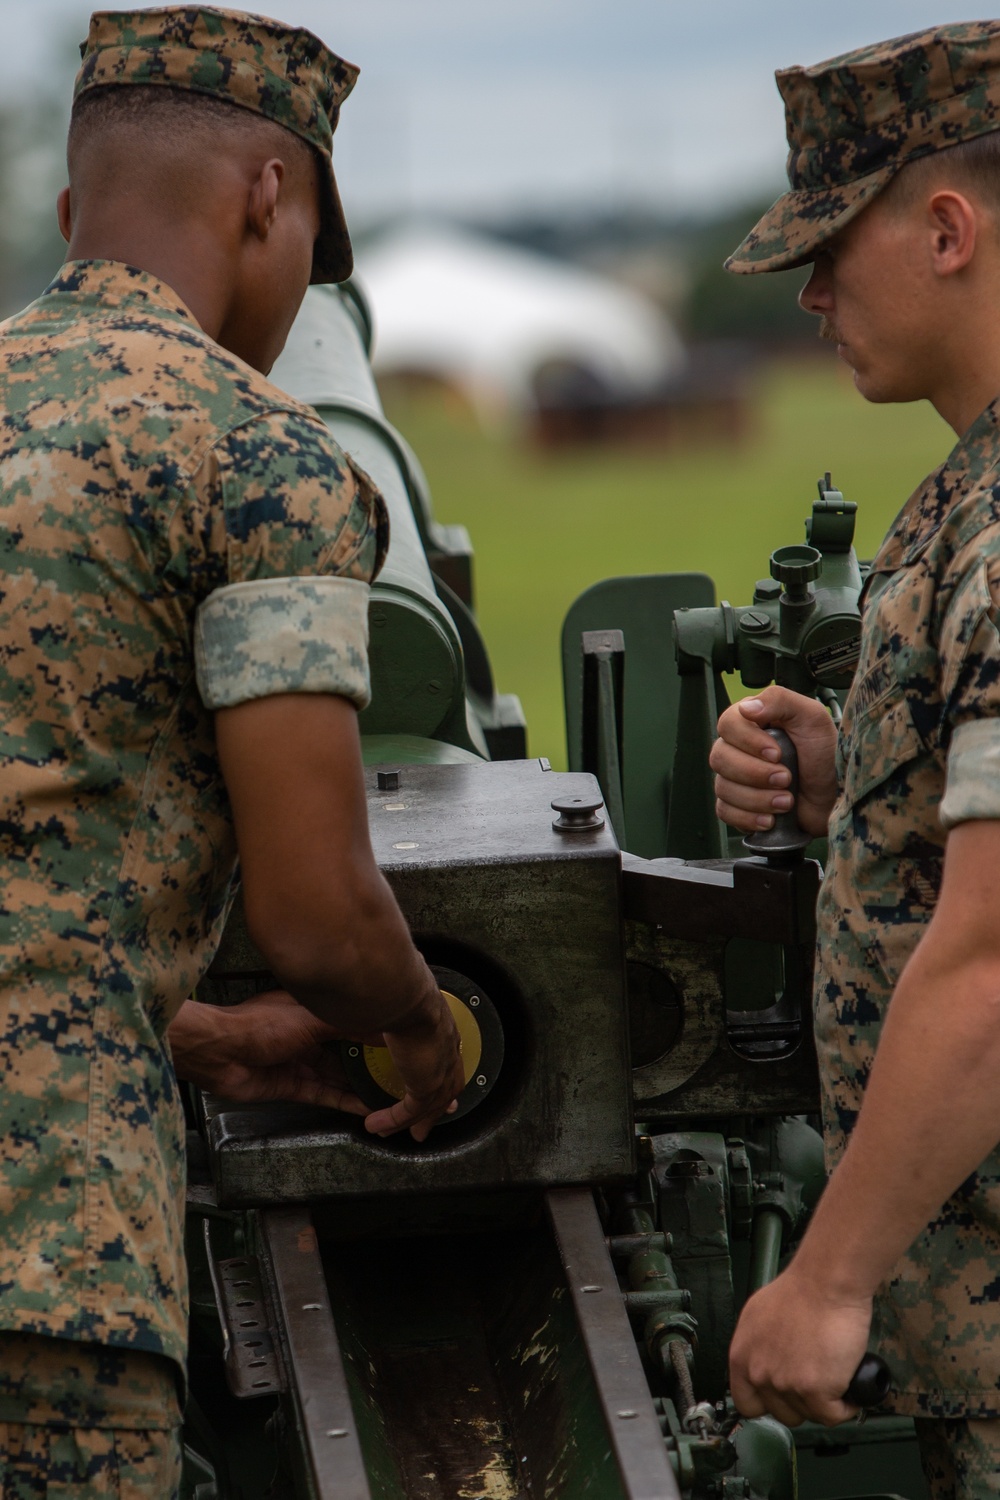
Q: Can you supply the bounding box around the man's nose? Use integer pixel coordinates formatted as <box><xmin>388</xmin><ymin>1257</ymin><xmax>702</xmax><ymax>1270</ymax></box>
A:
<box><xmin>798</xmin><ymin>260</ymin><xmax>833</xmax><ymax>316</ymax></box>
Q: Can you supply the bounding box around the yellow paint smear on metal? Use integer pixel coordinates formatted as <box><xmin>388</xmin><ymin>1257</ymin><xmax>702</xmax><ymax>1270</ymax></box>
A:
<box><xmin>456</xmin><ymin>1420</ymin><xmax>519</xmax><ymax>1500</ymax></box>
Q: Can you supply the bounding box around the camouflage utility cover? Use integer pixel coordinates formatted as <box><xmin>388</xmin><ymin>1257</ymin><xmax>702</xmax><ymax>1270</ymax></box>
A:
<box><xmin>728</xmin><ymin>21</ymin><xmax>1000</xmax><ymax>274</ymax></box>
<box><xmin>0</xmin><ymin>259</ymin><xmax>386</xmax><ymax>1378</ymax></box>
<box><xmin>816</xmin><ymin>398</ymin><xmax>1000</xmax><ymax>1416</ymax></box>
<box><xmin>77</xmin><ymin>6</ymin><xmax>359</xmax><ymax>283</ymax></box>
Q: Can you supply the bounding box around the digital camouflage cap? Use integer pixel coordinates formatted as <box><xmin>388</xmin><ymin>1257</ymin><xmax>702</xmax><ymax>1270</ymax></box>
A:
<box><xmin>728</xmin><ymin>21</ymin><xmax>1000</xmax><ymax>275</ymax></box>
<box><xmin>75</xmin><ymin>6</ymin><xmax>359</xmax><ymax>284</ymax></box>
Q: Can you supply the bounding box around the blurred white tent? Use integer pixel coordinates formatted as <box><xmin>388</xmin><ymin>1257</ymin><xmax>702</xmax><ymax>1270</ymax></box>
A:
<box><xmin>355</xmin><ymin>221</ymin><xmax>685</xmax><ymax>427</ymax></box>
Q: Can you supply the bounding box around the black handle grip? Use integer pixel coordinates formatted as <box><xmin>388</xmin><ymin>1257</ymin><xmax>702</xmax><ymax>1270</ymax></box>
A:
<box><xmin>743</xmin><ymin>727</ymin><xmax>810</xmax><ymax>862</ymax></box>
<box><xmin>843</xmin><ymin>1353</ymin><xmax>891</xmax><ymax>1408</ymax></box>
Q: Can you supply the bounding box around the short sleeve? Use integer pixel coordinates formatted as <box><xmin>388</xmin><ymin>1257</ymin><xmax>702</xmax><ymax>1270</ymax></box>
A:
<box><xmin>939</xmin><ymin>524</ymin><xmax>1000</xmax><ymax>827</ymax></box>
<box><xmin>941</xmin><ymin>719</ymin><xmax>1000</xmax><ymax>828</ymax></box>
<box><xmin>216</xmin><ymin>406</ymin><xmax>388</xmax><ymax>586</ymax></box>
<box><xmin>192</xmin><ymin>406</ymin><xmax>388</xmax><ymax>712</ymax></box>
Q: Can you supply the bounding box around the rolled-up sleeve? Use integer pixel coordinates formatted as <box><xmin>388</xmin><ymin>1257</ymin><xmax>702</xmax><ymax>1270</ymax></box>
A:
<box><xmin>941</xmin><ymin>719</ymin><xmax>1000</xmax><ymax>828</ymax></box>
<box><xmin>195</xmin><ymin>574</ymin><xmax>372</xmax><ymax>710</ymax></box>
<box><xmin>185</xmin><ymin>402</ymin><xmax>388</xmax><ymax>714</ymax></box>
<box><xmin>938</xmin><ymin>524</ymin><xmax>1000</xmax><ymax>829</ymax></box>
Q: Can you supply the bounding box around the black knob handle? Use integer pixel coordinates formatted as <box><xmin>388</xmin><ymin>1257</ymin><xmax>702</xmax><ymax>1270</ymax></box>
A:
<box><xmin>770</xmin><ymin>544</ymin><xmax>822</xmax><ymax>592</ymax></box>
<box><xmin>843</xmin><ymin>1353</ymin><xmax>891</xmax><ymax>1409</ymax></box>
<box><xmin>743</xmin><ymin>728</ymin><xmax>809</xmax><ymax>862</ymax></box>
<box><xmin>551</xmin><ymin>794</ymin><xmax>605</xmax><ymax>833</ymax></box>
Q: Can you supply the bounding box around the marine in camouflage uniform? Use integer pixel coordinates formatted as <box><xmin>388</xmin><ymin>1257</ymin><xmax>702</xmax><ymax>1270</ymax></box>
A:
<box><xmin>0</xmin><ymin>7</ymin><xmax>386</xmax><ymax>1496</ymax></box>
<box><xmin>724</xmin><ymin>22</ymin><xmax>1000</xmax><ymax>1497</ymax></box>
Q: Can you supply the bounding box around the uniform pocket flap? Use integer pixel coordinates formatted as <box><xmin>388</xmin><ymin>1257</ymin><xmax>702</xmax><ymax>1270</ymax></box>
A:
<box><xmin>840</xmin><ymin>661</ymin><xmax>924</xmax><ymax>809</ymax></box>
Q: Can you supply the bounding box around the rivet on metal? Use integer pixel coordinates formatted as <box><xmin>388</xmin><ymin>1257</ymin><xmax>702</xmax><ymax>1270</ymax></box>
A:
<box><xmin>302</xmin><ymin>1303</ymin><xmax>322</xmax><ymax>1312</ymax></box>
<box><xmin>581</xmin><ymin>1284</ymin><xmax>602</xmax><ymax>1293</ymax></box>
<box><xmin>476</xmin><ymin>1074</ymin><xmax>487</xmax><ymax>1086</ymax></box>
<box><xmin>617</xmin><ymin>1410</ymin><xmax>639</xmax><ymax>1420</ymax></box>
<box><xmin>393</xmin><ymin>842</ymin><xmax>419</xmax><ymax>850</ymax></box>
<box><xmin>347</xmin><ymin>1047</ymin><xmax>359</xmax><ymax>1058</ymax></box>
<box><xmin>326</xmin><ymin>1429</ymin><xmax>349</xmax><ymax>1439</ymax></box>
<box><xmin>469</xmin><ymin>996</ymin><xmax>480</xmax><ymax>1007</ymax></box>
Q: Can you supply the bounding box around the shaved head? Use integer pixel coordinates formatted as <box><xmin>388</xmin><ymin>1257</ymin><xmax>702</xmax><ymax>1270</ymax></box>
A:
<box><xmin>61</xmin><ymin>84</ymin><xmax>325</xmax><ymax>373</ymax></box>
<box><xmin>68</xmin><ymin>84</ymin><xmax>320</xmax><ymax>206</ymax></box>
<box><xmin>883</xmin><ymin>132</ymin><xmax>1000</xmax><ymax>221</ymax></box>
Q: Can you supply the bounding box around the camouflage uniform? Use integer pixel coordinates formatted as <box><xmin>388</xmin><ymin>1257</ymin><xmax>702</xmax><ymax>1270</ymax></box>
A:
<box><xmin>0</xmin><ymin>8</ymin><xmax>381</xmax><ymax>1495</ymax></box>
<box><xmin>916</xmin><ymin>1417</ymin><xmax>1000</xmax><ymax>1500</ymax></box>
<box><xmin>727</xmin><ymin>21</ymin><xmax>1000</xmax><ymax>1490</ymax></box>
<box><xmin>814</xmin><ymin>403</ymin><xmax>1000</xmax><ymax>1422</ymax></box>
<box><xmin>0</xmin><ymin>1332</ymin><xmax>181</xmax><ymax>1497</ymax></box>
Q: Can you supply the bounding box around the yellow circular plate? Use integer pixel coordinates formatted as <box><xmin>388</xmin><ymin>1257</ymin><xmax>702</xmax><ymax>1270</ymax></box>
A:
<box><xmin>363</xmin><ymin>990</ymin><xmax>482</xmax><ymax>1102</ymax></box>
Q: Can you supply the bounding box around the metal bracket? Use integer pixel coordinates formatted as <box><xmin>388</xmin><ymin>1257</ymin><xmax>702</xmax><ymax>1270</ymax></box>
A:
<box><xmin>547</xmin><ymin>1188</ymin><xmax>682</xmax><ymax>1500</ymax></box>
<box><xmin>260</xmin><ymin>1207</ymin><xmax>372</xmax><ymax>1500</ymax></box>
<box><xmin>211</xmin><ymin>1247</ymin><xmax>286</xmax><ymax>1400</ymax></box>
<box><xmin>580</xmin><ymin>628</ymin><xmax>627</xmax><ymax>846</ymax></box>
<box><xmin>622</xmin><ymin>851</ymin><xmax>820</xmax><ymax>944</ymax></box>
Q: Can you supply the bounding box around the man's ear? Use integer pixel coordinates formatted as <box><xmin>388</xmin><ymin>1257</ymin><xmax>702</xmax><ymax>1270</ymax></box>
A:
<box><xmin>246</xmin><ymin>159</ymin><xmax>284</xmax><ymax>243</ymax></box>
<box><xmin>927</xmin><ymin>189</ymin><xmax>978</xmax><ymax>276</ymax></box>
<box><xmin>57</xmin><ymin>186</ymin><xmax>72</xmax><ymax>245</ymax></box>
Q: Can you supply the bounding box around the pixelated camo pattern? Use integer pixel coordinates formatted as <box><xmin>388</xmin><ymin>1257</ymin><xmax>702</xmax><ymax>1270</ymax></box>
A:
<box><xmin>196</xmin><ymin>574</ymin><xmax>371</xmax><ymax>710</ymax></box>
<box><xmin>0</xmin><ymin>258</ymin><xmax>386</xmax><ymax>1377</ymax></box>
<box><xmin>915</xmin><ymin>1414</ymin><xmax>1000</xmax><ymax>1498</ymax></box>
<box><xmin>76</xmin><ymin>6</ymin><xmax>358</xmax><ymax>156</ymax></box>
<box><xmin>815</xmin><ymin>396</ymin><xmax>1000</xmax><ymax>1417</ymax></box>
<box><xmin>729</xmin><ymin>21</ymin><xmax>1000</xmax><ymax>272</ymax></box>
<box><xmin>0</xmin><ymin>1330</ymin><xmax>179</xmax><ymax>1430</ymax></box>
<box><xmin>0</xmin><ymin>1423</ymin><xmax>180</xmax><ymax>1499</ymax></box>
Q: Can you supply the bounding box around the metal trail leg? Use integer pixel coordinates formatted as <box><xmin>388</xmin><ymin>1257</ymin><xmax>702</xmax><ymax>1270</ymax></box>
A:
<box><xmin>547</xmin><ymin>1187</ymin><xmax>682</xmax><ymax>1500</ymax></box>
<box><xmin>260</xmin><ymin>1207</ymin><xmax>372</xmax><ymax>1500</ymax></box>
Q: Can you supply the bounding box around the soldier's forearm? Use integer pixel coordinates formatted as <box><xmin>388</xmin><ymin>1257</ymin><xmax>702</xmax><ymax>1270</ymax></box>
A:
<box><xmin>252</xmin><ymin>868</ymin><xmax>442</xmax><ymax>1035</ymax></box>
<box><xmin>167</xmin><ymin>999</ymin><xmax>234</xmax><ymax>1084</ymax></box>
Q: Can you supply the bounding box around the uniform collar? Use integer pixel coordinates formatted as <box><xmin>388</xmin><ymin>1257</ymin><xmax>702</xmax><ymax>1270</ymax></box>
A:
<box><xmin>40</xmin><ymin>259</ymin><xmax>200</xmax><ymax>330</ymax></box>
<box><xmin>869</xmin><ymin>395</ymin><xmax>1000</xmax><ymax>576</ymax></box>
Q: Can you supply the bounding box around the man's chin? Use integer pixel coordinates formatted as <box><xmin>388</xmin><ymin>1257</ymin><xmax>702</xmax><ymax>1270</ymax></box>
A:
<box><xmin>851</xmin><ymin>369</ymin><xmax>905</xmax><ymax>404</ymax></box>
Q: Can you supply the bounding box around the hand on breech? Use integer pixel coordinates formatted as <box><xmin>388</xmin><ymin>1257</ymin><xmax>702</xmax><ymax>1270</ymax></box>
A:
<box><xmin>362</xmin><ymin>979</ymin><xmax>465</xmax><ymax>1144</ymax></box>
<box><xmin>710</xmin><ymin>684</ymin><xmax>839</xmax><ymax>838</ymax></box>
<box><xmin>728</xmin><ymin>1263</ymin><xmax>873</xmax><ymax>1428</ymax></box>
<box><xmin>168</xmin><ymin>989</ymin><xmax>374</xmax><ymax>1114</ymax></box>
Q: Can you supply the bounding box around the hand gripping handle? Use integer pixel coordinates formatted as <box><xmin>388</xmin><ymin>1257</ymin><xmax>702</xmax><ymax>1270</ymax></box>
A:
<box><xmin>843</xmin><ymin>1352</ymin><xmax>891</xmax><ymax>1409</ymax></box>
<box><xmin>742</xmin><ymin>726</ymin><xmax>810</xmax><ymax>862</ymax></box>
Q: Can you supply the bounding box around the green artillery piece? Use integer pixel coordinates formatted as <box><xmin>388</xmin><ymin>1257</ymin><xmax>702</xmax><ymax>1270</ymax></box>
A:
<box><xmin>667</xmin><ymin>474</ymin><xmax>862</xmax><ymax>862</ymax></box>
<box><xmin>674</xmin><ymin>472</ymin><xmax>863</xmax><ymax>697</ymax></box>
<box><xmin>181</xmin><ymin>285</ymin><xmax>926</xmax><ymax>1500</ymax></box>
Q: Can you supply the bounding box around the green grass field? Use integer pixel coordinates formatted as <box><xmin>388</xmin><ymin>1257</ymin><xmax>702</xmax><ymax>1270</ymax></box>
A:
<box><xmin>382</xmin><ymin>357</ymin><xmax>953</xmax><ymax>766</ymax></box>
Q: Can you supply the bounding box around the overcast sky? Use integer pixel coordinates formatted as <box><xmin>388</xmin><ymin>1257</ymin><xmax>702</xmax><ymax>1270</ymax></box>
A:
<box><xmin>0</xmin><ymin>1</ymin><xmax>991</xmax><ymax>224</ymax></box>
